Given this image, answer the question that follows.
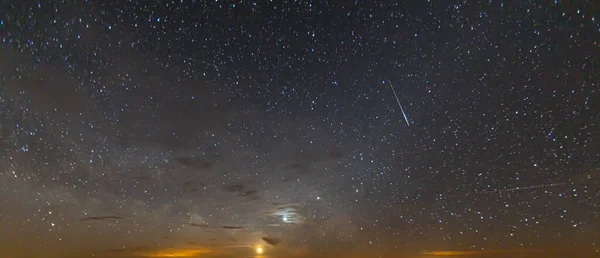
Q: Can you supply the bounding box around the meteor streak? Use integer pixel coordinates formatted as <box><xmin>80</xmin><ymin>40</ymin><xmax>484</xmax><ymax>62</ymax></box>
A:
<box><xmin>388</xmin><ymin>81</ymin><xmax>410</xmax><ymax>126</ymax></box>
<box><xmin>480</xmin><ymin>182</ymin><xmax>567</xmax><ymax>194</ymax></box>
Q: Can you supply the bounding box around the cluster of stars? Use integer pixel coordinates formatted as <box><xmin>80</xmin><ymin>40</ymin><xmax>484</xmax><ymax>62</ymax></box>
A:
<box><xmin>0</xmin><ymin>1</ymin><xmax>599</xmax><ymax>258</ymax></box>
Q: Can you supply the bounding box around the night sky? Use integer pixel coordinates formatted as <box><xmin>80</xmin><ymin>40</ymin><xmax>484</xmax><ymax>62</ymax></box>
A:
<box><xmin>1</xmin><ymin>1</ymin><xmax>599</xmax><ymax>258</ymax></box>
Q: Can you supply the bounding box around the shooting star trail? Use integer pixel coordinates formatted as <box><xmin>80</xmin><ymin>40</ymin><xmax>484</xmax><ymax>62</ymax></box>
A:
<box><xmin>388</xmin><ymin>81</ymin><xmax>410</xmax><ymax>126</ymax></box>
<box><xmin>480</xmin><ymin>182</ymin><xmax>567</xmax><ymax>194</ymax></box>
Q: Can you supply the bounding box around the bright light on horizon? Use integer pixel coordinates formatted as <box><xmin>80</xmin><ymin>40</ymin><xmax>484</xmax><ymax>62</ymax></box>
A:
<box><xmin>256</xmin><ymin>247</ymin><xmax>264</xmax><ymax>254</ymax></box>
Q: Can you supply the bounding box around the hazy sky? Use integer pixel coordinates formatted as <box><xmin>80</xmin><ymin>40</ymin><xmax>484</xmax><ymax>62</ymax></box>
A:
<box><xmin>1</xmin><ymin>1</ymin><xmax>599</xmax><ymax>258</ymax></box>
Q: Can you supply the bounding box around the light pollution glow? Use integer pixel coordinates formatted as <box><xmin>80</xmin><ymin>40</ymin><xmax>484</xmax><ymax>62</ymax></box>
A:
<box><xmin>133</xmin><ymin>247</ymin><xmax>223</xmax><ymax>257</ymax></box>
<box><xmin>418</xmin><ymin>248</ymin><xmax>597</xmax><ymax>256</ymax></box>
<box><xmin>421</xmin><ymin>249</ymin><xmax>546</xmax><ymax>256</ymax></box>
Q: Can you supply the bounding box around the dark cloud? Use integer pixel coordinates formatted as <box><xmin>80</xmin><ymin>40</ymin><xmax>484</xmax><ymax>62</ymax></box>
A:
<box><xmin>246</xmin><ymin>195</ymin><xmax>261</xmax><ymax>202</ymax></box>
<box><xmin>262</xmin><ymin>237</ymin><xmax>282</xmax><ymax>246</ymax></box>
<box><xmin>221</xmin><ymin>225</ymin><xmax>245</xmax><ymax>229</ymax></box>
<box><xmin>275</xmin><ymin>204</ymin><xmax>302</xmax><ymax>210</ymax></box>
<box><xmin>182</xmin><ymin>180</ymin><xmax>206</xmax><ymax>194</ymax></box>
<box><xmin>242</xmin><ymin>190</ymin><xmax>257</xmax><ymax>197</ymax></box>
<box><xmin>221</xmin><ymin>184</ymin><xmax>246</xmax><ymax>193</ymax></box>
<box><xmin>79</xmin><ymin>216</ymin><xmax>128</xmax><ymax>222</ymax></box>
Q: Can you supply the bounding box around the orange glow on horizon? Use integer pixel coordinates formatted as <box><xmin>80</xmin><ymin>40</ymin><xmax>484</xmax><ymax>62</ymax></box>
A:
<box><xmin>421</xmin><ymin>250</ymin><xmax>488</xmax><ymax>256</ymax></box>
<box><xmin>134</xmin><ymin>247</ymin><xmax>221</xmax><ymax>257</ymax></box>
<box><xmin>420</xmin><ymin>248</ymin><xmax>545</xmax><ymax>256</ymax></box>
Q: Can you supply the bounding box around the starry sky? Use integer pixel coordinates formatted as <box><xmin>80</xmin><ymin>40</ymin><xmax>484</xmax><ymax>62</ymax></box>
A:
<box><xmin>1</xmin><ymin>1</ymin><xmax>599</xmax><ymax>258</ymax></box>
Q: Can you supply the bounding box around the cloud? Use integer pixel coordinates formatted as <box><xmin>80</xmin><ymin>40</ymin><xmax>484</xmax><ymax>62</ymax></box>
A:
<box><xmin>79</xmin><ymin>216</ymin><xmax>128</xmax><ymax>222</ymax></box>
<box><xmin>221</xmin><ymin>225</ymin><xmax>246</xmax><ymax>229</ymax></box>
<box><xmin>221</xmin><ymin>184</ymin><xmax>246</xmax><ymax>193</ymax></box>
<box><xmin>265</xmin><ymin>203</ymin><xmax>305</xmax><ymax>224</ymax></box>
<box><xmin>262</xmin><ymin>237</ymin><xmax>282</xmax><ymax>246</ymax></box>
<box><xmin>243</xmin><ymin>190</ymin><xmax>258</xmax><ymax>196</ymax></box>
<box><xmin>133</xmin><ymin>247</ymin><xmax>224</xmax><ymax>257</ymax></box>
<box><xmin>181</xmin><ymin>180</ymin><xmax>206</xmax><ymax>194</ymax></box>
